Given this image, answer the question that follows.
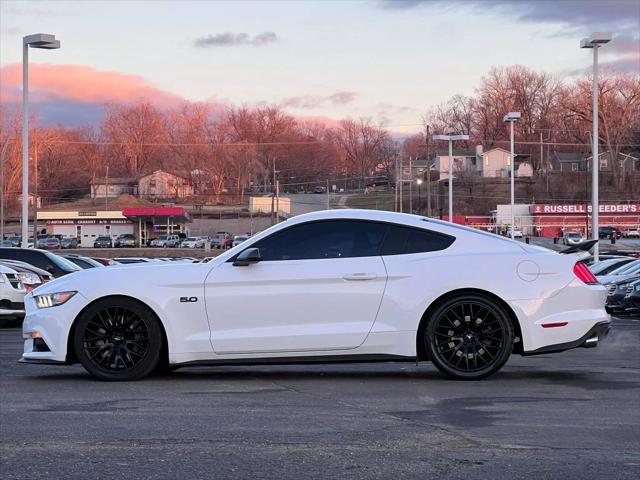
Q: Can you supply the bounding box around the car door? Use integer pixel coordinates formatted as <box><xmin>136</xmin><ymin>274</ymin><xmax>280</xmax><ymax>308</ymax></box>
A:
<box><xmin>204</xmin><ymin>220</ymin><xmax>389</xmax><ymax>354</ymax></box>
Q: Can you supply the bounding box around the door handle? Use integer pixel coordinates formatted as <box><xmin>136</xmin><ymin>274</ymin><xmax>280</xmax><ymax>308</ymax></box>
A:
<box><xmin>343</xmin><ymin>273</ymin><xmax>378</xmax><ymax>281</ymax></box>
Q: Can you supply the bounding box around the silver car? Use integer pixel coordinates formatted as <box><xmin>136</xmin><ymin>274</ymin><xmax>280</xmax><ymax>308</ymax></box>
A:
<box><xmin>150</xmin><ymin>235</ymin><xmax>181</xmax><ymax>248</ymax></box>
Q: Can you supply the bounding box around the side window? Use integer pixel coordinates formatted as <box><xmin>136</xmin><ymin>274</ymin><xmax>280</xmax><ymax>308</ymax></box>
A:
<box><xmin>381</xmin><ymin>225</ymin><xmax>455</xmax><ymax>256</ymax></box>
<box><xmin>252</xmin><ymin>220</ymin><xmax>388</xmax><ymax>261</ymax></box>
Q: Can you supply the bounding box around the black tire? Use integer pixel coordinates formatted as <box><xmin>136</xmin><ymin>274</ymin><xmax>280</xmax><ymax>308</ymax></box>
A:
<box><xmin>424</xmin><ymin>294</ymin><xmax>514</xmax><ymax>380</ymax></box>
<box><xmin>73</xmin><ymin>297</ymin><xmax>163</xmax><ymax>381</ymax></box>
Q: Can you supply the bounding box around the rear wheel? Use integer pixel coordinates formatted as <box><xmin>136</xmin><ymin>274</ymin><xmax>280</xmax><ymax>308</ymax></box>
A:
<box><xmin>424</xmin><ymin>294</ymin><xmax>514</xmax><ymax>380</ymax></box>
<box><xmin>73</xmin><ymin>297</ymin><xmax>163</xmax><ymax>381</ymax></box>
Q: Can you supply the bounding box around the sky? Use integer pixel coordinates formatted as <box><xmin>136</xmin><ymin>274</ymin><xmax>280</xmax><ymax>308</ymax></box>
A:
<box><xmin>1</xmin><ymin>0</ymin><xmax>639</xmax><ymax>133</ymax></box>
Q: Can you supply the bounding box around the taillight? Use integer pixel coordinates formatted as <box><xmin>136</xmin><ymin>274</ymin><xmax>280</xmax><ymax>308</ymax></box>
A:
<box><xmin>573</xmin><ymin>262</ymin><xmax>599</xmax><ymax>285</ymax></box>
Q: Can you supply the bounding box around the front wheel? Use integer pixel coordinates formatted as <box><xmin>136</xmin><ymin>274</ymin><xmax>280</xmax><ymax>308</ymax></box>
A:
<box><xmin>424</xmin><ymin>294</ymin><xmax>514</xmax><ymax>380</ymax></box>
<box><xmin>73</xmin><ymin>297</ymin><xmax>163</xmax><ymax>381</ymax></box>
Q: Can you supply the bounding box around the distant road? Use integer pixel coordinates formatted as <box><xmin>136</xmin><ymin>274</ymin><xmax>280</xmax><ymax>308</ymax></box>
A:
<box><xmin>286</xmin><ymin>193</ymin><xmax>349</xmax><ymax>216</ymax></box>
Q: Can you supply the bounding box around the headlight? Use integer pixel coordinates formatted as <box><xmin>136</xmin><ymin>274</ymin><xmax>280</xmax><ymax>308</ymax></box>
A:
<box><xmin>18</xmin><ymin>272</ymin><xmax>41</xmax><ymax>285</ymax></box>
<box><xmin>33</xmin><ymin>291</ymin><xmax>77</xmax><ymax>309</ymax></box>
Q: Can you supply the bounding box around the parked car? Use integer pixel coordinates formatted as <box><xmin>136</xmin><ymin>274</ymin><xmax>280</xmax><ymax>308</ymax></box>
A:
<box><xmin>150</xmin><ymin>235</ymin><xmax>181</xmax><ymax>248</ymax></box>
<box><xmin>93</xmin><ymin>236</ymin><xmax>113</xmax><ymax>248</ymax></box>
<box><xmin>113</xmin><ymin>257</ymin><xmax>153</xmax><ymax>264</ymax></box>
<box><xmin>605</xmin><ymin>276</ymin><xmax>640</xmax><ymax>314</ymax></box>
<box><xmin>562</xmin><ymin>231</ymin><xmax>583</xmax><ymax>246</ymax></box>
<box><xmin>35</xmin><ymin>235</ymin><xmax>49</xmax><ymax>248</ymax></box>
<box><xmin>114</xmin><ymin>234</ymin><xmax>136</xmax><ymax>248</ymax></box>
<box><xmin>0</xmin><ymin>264</ymin><xmax>26</xmax><ymax>326</ymax></box>
<box><xmin>0</xmin><ymin>240</ymin><xmax>15</xmax><ymax>248</ymax></box>
<box><xmin>622</xmin><ymin>227</ymin><xmax>640</xmax><ymax>238</ymax></box>
<box><xmin>0</xmin><ymin>248</ymin><xmax>81</xmax><ymax>278</ymax></box>
<box><xmin>5</xmin><ymin>236</ymin><xmax>21</xmax><ymax>247</ymax></box>
<box><xmin>0</xmin><ymin>259</ymin><xmax>51</xmax><ymax>293</ymax></box>
<box><xmin>90</xmin><ymin>257</ymin><xmax>116</xmax><ymax>266</ymax></box>
<box><xmin>313</xmin><ymin>185</ymin><xmax>326</xmax><ymax>194</ymax></box>
<box><xmin>211</xmin><ymin>232</ymin><xmax>233</xmax><ymax>249</ymax></box>
<box><xmin>589</xmin><ymin>257</ymin><xmax>636</xmax><ymax>276</ymax></box>
<box><xmin>180</xmin><ymin>236</ymin><xmax>206</xmax><ymax>248</ymax></box>
<box><xmin>41</xmin><ymin>237</ymin><xmax>62</xmax><ymax>250</ymax></box>
<box><xmin>61</xmin><ymin>254</ymin><xmax>105</xmax><ymax>269</ymax></box>
<box><xmin>622</xmin><ymin>279</ymin><xmax>640</xmax><ymax>315</ymax></box>
<box><xmin>597</xmin><ymin>260</ymin><xmax>640</xmax><ymax>285</ymax></box>
<box><xmin>232</xmin><ymin>234</ymin><xmax>250</xmax><ymax>247</ymax></box>
<box><xmin>60</xmin><ymin>237</ymin><xmax>79</xmax><ymax>249</ymax></box>
<box><xmin>598</xmin><ymin>226</ymin><xmax>621</xmax><ymax>239</ymax></box>
<box><xmin>506</xmin><ymin>227</ymin><xmax>523</xmax><ymax>239</ymax></box>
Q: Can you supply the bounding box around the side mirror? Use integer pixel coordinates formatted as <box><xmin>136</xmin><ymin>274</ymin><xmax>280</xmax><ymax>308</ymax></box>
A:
<box><xmin>233</xmin><ymin>248</ymin><xmax>262</xmax><ymax>266</ymax></box>
<box><xmin>46</xmin><ymin>265</ymin><xmax>56</xmax><ymax>274</ymax></box>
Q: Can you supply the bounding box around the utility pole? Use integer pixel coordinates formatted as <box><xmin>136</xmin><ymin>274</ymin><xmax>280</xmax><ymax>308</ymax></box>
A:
<box><xmin>32</xmin><ymin>131</ymin><xmax>38</xmax><ymax>239</ymax></box>
<box><xmin>326</xmin><ymin>179</ymin><xmax>330</xmax><ymax>210</ymax></box>
<box><xmin>399</xmin><ymin>157</ymin><xmax>403</xmax><ymax>213</ymax></box>
<box><xmin>425</xmin><ymin>125</ymin><xmax>431</xmax><ymax>217</ymax></box>
<box><xmin>409</xmin><ymin>156</ymin><xmax>413</xmax><ymax>214</ymax></box>
<box><xmin>0</xmin><ymin>141</ymin><xmax>9</xmax><ymax>241</ymax></box>
<box><xmin>105</xmin><ymin>165</ymin><xmax>109</xmax><ymax>210</ymax></box>
<box><xmin>394</xmin><ymin>156</ymin><xmax>399</xmax><ymax>212</ymax></box>
<box><xmin>275</xmin><ymin>179</ymin><xmax>280</xmax><ymax>223</ymax></box>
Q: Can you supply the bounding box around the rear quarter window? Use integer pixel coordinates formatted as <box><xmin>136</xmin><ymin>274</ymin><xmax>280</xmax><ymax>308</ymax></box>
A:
<box><xmin>381</xmin><ymin>225</ymin><xmax>455</xmax><ymax>256</ymax></box>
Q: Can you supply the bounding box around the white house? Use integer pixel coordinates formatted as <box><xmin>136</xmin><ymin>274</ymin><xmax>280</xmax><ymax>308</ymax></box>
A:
<box><xmin>137</xmin><ymin>170</ymin><xmax>193</xmax><ymax>199</ymax></box>
<box><xmin>480</xmin><ymin>147</ymin><xmax>532</xmax><ymax>178</ymax></box>
<box><xmin>90</xmin><ymin>177</ymin><xmax>137</xmax><ymax>199</ymax></box>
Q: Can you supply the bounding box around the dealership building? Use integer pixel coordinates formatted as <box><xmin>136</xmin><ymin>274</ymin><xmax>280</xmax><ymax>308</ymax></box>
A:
<box><xmin>38</xmin><ymin>207</ymin><xmax>191</xmax><ymax>247</ymax></box>
<box><xmin>458</xmin><ymin>203</ymin><xmax>640</xmax><ymax>238</ymax></box>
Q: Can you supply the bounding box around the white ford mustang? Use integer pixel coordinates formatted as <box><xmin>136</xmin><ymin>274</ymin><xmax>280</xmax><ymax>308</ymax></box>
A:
<box><xmin>20</xmin><ymin>210</ymin><xmax>610</xmax><ymax>381</ymax></box>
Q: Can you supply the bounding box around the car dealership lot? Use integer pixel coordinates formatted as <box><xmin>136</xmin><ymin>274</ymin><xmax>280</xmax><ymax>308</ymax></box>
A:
<box><xmin>1</xmin><ymin>319</ymin><xmax>638</xmax><ymax>479</ymax></box>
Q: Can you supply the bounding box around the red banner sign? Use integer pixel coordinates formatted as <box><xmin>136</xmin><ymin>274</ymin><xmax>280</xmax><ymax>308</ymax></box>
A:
<box><xmin>532</xmin><ymin>204</ymin><xmax>640</xmax><ymax>215</ymax></box>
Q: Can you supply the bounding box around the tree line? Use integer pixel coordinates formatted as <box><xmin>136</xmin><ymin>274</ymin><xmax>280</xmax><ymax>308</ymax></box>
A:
<box><xmin>0</xmin><ymin>65</ymin><xmax>638</xmax><ymax>207</ymax></box>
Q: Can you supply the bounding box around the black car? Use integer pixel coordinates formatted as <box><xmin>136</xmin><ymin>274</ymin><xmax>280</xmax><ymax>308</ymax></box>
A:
<box><xmin>114</xmin><ymin>234</ymin><xmax>136</xmax><ymax>248</ymax></box>
<box><xmin>622</xmin><ymin>279</ymin><xmax>640</xmax><ymax>315</ymax></box>
<box><xmin>599</xmin><ymin>226</ymin><xmax>622</xmax><ymax>239</ymax></box>
<box><xmin>61</xmin><ymin>254</ymin><xmax>105</xmax><ymax>269</ymax></box>
<box><xmin>0</xmin><ymin>248</ymin><xmax>81</xmax><ymax>278</ymax></box>
<box><xmin>93</xmin><ymin>236</ymin><xmax>113</xmax><ymax>248</ymax></box>
<box><xmin>605</xmin><ymin>276</ymin><xmax>640</xmax><ymax>314</ymax></box>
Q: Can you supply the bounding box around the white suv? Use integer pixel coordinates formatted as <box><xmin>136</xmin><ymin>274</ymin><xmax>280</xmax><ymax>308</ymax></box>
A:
<box><xmin>0</xmin><ymin>264</ymin><xmax>26</xmax><ymax>326</ymax></box>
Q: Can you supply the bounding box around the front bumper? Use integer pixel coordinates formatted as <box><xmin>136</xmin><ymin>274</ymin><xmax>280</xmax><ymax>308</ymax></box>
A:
<box><xmin>522</xmin><ymin>321</ymin><xmax>611</xmax><ymax>356</ymax></box>
<box><xmin>20</xmin><ymin>291</ymin><xmax>89</xmax><ymax>364</ymax></box>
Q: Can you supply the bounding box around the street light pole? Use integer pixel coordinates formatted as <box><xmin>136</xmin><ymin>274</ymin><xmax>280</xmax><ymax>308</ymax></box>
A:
<box><xmin>432</xmin><ymin>134</ymin><xmax>469</xmax><ymax>223</ymax></box>
<box><xmin>503</xmin><ymin>112</ymin><xmax>521</xmax><ymax>239</ymax></box>
<box><xmin>581</xmin><ymin>32</ymin><xmax>611</xmax><ymax>262</ymax></box>
<box><xmin>21</xmin><ymin>33</ymin><xmax>60</xmax><ymax>248</ymax></box>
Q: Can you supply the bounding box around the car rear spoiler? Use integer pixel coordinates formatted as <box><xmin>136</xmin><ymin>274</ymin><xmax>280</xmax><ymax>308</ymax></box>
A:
<box><xmin>559</xmin><ymin>239</ymin><xmax>598</xmax><ymax>254</ymax></box>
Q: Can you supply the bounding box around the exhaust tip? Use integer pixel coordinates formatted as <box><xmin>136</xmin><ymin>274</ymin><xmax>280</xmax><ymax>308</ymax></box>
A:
<box><xmin>582</xmin><ymin>336</ymin><xmax>599</xmax><ymax>348</ymax></box>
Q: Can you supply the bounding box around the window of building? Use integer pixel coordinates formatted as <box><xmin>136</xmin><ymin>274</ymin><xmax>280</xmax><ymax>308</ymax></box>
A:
<box><xmin>571</xmin><ymin>162</ymin><xmax>579</xmax><ymax>171</ymax></box>
<box><xmin>484</xmin><ymin>155</ymin><xmax>489</xmax><ymax>166</ymax></box>
<box><xmin>506</xmin><ymin>155</ymin><xmax>511</xmax><ymax>166</ymax></box>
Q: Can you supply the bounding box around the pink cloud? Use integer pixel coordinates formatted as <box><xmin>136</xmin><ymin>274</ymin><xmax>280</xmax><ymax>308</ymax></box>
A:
<box><xmin>0</xmin><ymin>63</ymin><xmax>185</xmax><ymax>107</ymax></box>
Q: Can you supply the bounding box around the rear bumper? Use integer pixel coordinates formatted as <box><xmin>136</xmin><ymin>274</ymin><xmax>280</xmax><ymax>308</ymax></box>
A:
<box><xmin>522</xmin><ymin>321</ymin><xmax>611</xmax><ymax>356</ymax></box>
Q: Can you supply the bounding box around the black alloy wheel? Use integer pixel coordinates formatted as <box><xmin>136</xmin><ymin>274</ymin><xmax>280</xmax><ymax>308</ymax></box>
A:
<box><xmin>74</xmin><ymin>297</ymin><xmax>163</xmax><ymax>381</ymax></box>
<box><xmin>425</xmin><ymin>294</ymin><xmax>514</xmax><ymax>380</ymax></box>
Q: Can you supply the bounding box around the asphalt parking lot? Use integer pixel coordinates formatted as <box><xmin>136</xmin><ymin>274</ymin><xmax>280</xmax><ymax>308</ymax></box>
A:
<box><xmin>1</xmin><ymin>319</ymin><xmax>639</xmax><ymax>480</ymax></box>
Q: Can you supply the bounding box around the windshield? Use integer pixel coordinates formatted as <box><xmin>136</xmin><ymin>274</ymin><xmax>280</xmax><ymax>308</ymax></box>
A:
<box><xmin>96</xmin><ymin>236</ymin><xmax>110</xmax><ymax>241</ymax></box>
<box><xmin>157</xmin><ymin>235</ymin><xmax>168</xmax><ymax>240</ymax></box>
<box><xmin>46</xmin><ymin>252</ymin><xmax>81</xmax><ymax>271</ymax></box>
<box><xmin>186</xmin><ymin>237</ymin><xmax>197</xmax><ymax>241</ymax></box>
